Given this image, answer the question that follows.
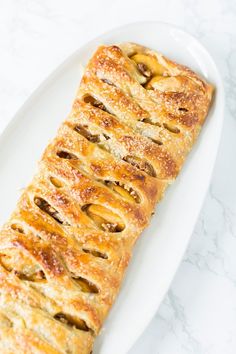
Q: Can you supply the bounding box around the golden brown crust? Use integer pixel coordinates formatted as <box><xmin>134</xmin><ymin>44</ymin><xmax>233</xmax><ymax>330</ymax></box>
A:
<box><xmin>0</xmin><ymin>42</ymin><xmax>213</xmax><ymax>353</ymax></box>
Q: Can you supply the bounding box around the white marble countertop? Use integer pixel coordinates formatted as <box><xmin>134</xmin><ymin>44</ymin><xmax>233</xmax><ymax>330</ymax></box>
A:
<box><xmin>0</xmin><ymin>0</ymin><xmax>235</xmax><ymax>353</ymax></box>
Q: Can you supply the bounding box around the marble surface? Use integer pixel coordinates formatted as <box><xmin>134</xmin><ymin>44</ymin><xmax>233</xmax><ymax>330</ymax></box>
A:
<box><xmin>0</xmin><ymin>0</ymin><xmax>235</xmax><ymax>353</ymax></box>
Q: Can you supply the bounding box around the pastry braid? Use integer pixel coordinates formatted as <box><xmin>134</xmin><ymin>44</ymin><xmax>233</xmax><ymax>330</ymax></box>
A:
<box><xmin>0</xmin><ymin>43</ymin><xmax>213</xmax><ymax>353</ymax></box>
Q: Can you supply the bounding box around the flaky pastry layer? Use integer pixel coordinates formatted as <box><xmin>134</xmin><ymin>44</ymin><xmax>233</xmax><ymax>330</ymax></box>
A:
<box><xmin>0</xmin><ymin>42</ymin><xmax>213</xmax><ymax>353</ymax></box>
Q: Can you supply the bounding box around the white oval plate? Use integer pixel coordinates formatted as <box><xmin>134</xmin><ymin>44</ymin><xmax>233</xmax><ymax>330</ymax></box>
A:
<box><xmin>0</xmin><ymin>22</ymin><xmax>224</xmax><ymax>354</ymax></box>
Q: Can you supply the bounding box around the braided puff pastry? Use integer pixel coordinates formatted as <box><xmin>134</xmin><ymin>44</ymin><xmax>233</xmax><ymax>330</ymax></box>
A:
<box><xmin>0</xmin><ymin>42</ymin><xmax>213</xmax><ymax>353</ymax></box>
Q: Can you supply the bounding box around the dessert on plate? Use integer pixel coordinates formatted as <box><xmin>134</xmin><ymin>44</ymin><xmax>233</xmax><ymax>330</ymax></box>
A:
<box><xmin>0</xmin><ymin>42</ymin><xmax>213</xmax><ymax>353</ymax></box>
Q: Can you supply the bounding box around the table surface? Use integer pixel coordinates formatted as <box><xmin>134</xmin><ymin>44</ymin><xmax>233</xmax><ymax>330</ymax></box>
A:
<box><xmin>0</xmin><ymin>0</ymin><xmax>235</xmax><ymax>353</ymax></box>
